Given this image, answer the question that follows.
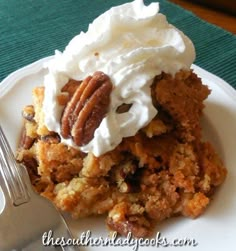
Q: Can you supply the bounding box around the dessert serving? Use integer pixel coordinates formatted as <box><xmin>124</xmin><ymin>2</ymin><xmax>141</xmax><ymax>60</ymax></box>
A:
<box><xmin>16</xmin><ymin>0</ymin><xmax>227</xmax><ymax>237</ymax></box>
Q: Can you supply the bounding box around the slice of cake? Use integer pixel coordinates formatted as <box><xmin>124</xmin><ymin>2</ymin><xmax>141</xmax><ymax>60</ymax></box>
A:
<box><xmin>16</xmin><ymin>0</ymin><xmax>227</xmax><ymax>237</ymax></box>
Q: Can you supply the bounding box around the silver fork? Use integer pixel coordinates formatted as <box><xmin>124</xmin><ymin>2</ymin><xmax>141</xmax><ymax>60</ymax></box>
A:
<box><xmin>0</xmin><ymin>125</ymin><xmax>79</xmax><ymax>251</ymax></box>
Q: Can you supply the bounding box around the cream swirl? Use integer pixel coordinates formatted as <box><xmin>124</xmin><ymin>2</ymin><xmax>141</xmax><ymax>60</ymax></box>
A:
<box><xmin>43</xmin><ymin>0</ymin><xmax>195</xmax><ymax>156</ymax></box>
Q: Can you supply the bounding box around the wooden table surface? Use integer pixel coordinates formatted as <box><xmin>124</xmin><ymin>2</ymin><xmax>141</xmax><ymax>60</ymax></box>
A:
<box><xmin>170</xmin><ymin>0</ymin><xmax>236</xmax><ymax>34</ymax></box>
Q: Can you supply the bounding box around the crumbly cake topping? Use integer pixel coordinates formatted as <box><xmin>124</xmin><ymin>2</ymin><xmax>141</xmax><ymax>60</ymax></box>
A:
<box><xmin>17</xmin><ymin>70</ymin><xmax>227</xmax><ymax>237</ymax></box>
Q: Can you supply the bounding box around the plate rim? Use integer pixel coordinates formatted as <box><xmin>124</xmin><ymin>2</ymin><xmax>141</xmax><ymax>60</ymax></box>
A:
<box><xmin>0</xmin><ymin>57</ymin><xmax>236</xmax><ymax>250</ymax></box>
<box><xmin>0</xmin><ymin>56</ymin><xmax>53</xmax><ymax>99</ymax></box>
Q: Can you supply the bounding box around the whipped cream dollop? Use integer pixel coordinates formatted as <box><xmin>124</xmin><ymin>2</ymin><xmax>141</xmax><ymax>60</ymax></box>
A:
<box><xmin>43</xmin><ymin>0</ymin><xmax>195</xmax><ymax>156</ymax></box>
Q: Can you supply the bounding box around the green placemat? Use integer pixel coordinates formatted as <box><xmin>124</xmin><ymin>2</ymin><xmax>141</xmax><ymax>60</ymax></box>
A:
<box><xmin>0</xmin><ymin>0</ymin><xmax>235</xmax><ymax>88</ymax></box>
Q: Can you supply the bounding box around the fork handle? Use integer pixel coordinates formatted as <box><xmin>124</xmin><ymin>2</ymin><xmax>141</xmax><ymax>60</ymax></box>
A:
<box><xmin>0</xmin><ymin>125</ymin><xmax>29</xmax><ymax>206</ymax></box>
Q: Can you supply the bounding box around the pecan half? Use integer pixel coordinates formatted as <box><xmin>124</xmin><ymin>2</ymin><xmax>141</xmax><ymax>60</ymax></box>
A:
<box><xmin>116</xmin><ymin>103</ymin><xmax>132</xmax><ymax>114</ymax></box>
<box><xmin>22</xmin><ymin>105</ymin><xmax>35</xmax><ymax>122</ymax></box>
<box><xmin>19</xmin><ymin>127</ymin><xmax>35</xmax><ymax>150</ymax></box>
<box><xmin>61</xmin><ymin>71</ymin><xmax>112</xmax><ymax>146</ymax></box>
<box><xmin>58</xmin><ymin>79</ymin><xmax>82</xmax><ymax>106</ymax></box>
<box><xmin>40</xmin><ymin>133</ymin><xmax>61</xmax><ymax>144</ymax></box>
<box><xmin>61</xmin><ymin>79</ymin><xmax>81</xmax><ymax>98</ymax></box>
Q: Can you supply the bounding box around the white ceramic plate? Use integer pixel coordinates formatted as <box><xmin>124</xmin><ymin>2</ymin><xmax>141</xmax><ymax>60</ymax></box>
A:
<box><xmin>0</xmin><ymin>57</ymin><xmax>236</xmax><ymax>251</ymax></box>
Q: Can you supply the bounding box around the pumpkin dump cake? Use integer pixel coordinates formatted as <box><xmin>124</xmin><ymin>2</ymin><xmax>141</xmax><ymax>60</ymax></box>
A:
<box><xmin>16</xmin><ymin>0</ymin><xmax>226</xmax><ymax>237</ymax></box>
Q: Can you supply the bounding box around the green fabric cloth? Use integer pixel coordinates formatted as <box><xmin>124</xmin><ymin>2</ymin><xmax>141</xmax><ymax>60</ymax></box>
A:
<box><xmin>0</xmin><ymin>0</ymin><xmax>235</xmax><ymax>88</ymax></box>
